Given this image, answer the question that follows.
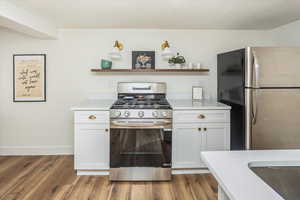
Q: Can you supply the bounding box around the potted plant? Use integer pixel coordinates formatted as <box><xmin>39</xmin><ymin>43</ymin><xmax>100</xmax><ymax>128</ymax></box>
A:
<box><xmin>168</xmin><ymin>53</ymin><xmax>186</xmax><ymax>69</ymax></box>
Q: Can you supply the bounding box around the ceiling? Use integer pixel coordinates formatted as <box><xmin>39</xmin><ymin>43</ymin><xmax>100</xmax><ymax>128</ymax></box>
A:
<box><xmin>10</xmin><ymin>0</ymin><xmax>300</xmax><ymax>29</ymax></box>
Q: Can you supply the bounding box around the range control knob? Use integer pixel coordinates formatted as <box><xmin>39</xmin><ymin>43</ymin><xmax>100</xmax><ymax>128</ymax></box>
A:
<box><xmin>138</xmin><ymin>111</ymin><xmax>144</xmax><ymax>118</ymax></box>
<box><xmin>152</xmin><ymin>111</ymin><xmax>159</xmax><ymax>118</ymax></box>
<box><xmin>162</xmin><ymin>111</ymin><xmax>168</xmax><ymax>118</ymax></box>
<box><xmin>124</xmin><ymin>111</ymin><xmax>130</xmax><ymax>117</ymax></box>
<box><xmin>114</xmin><ymin>111</ymin><xmax>121</xmax><ymax>118</ymax></box>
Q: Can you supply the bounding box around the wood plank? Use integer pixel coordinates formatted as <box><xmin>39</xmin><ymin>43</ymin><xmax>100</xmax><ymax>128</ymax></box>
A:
<box><xmin>0</xmin><ymin>156</ymin><xmax>62</xmax><ymax>200</ymax></box>
<box><xmin>0</xmin><ymin>156</ymin><xmax>218</xmax><ymax>200</ymax></box>
<box><xmin>130</xmin><ymin>182</ymin><xmax>153</xmax><ymax>200</ymax></box>
<box><xmin>23</xmin><ymin>156</ymin><xmax>77</xmax><ymax>200</ymax></box>
<box><xmin>0</xmin><ymin>156</ymin><xmax>24</xmax><ymax>174</ymax></box>
<box><xmin>0</xmin><ymin>156</ymin><xmax>45</xmax><ymax>197</ymax></box>
<box><xmin>89</xmin><ymin>176</ymin><xmax>112</xmax><ymax>200</ymax></box>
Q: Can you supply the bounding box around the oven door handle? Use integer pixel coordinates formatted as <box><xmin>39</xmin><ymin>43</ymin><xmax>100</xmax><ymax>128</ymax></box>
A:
<box><xmin>110</xmin><ymin>120</ymin><xmax>171</xmax><ymax>129</ymax></box>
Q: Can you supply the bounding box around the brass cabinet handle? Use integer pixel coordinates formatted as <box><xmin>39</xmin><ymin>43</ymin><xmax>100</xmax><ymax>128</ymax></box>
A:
<box><xmin>197</xmin><ymin>114</ymin><xmax>205</xmax><ymax>119</ymax></box>
<box><xmin>204</xmin><ymin>128</ymin><xmax>207</xmax><ymax>131</ymax></box>
<box><xmin>198</xmin><ymin>128</ymin><xmax>202</xmax><ymax>131</ymax></box>
<box><xmin>105</xmin><ymin>129</ymin><xmax>109</xmax><ymax>132</ymax></box>
<box><xmin>88</xmin><ymin>115</ymin><xmax>96</xmax><ymax>120</ymax></box>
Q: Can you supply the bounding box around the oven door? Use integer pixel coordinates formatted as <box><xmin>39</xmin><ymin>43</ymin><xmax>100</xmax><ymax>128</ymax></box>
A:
<box><xmin>110</xmin><ymin>119</ymin><xmax>172</xmax><ymax>181</ymax></box>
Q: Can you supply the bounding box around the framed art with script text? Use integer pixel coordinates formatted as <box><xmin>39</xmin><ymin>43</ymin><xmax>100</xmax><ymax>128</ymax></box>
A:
<box><xmin>13</xmin><ymin>54</ymin><xmax>46</xmax><ymax>102</ymax></box>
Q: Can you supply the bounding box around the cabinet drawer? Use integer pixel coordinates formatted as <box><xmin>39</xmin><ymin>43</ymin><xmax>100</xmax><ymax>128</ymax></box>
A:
<box><xmin>174</xmin><ymin>110</ymin><xmax>230</xmax><ymax>123</ymax></box>
<box><xmin>75</xmin><ymin>124</ymin><xmax>109</xmax><ymax>133</ymax></box>
<box><xmin>74</xmin><ymin>111</ymin><xmax>109</xmax><ymax>124</ymax></box>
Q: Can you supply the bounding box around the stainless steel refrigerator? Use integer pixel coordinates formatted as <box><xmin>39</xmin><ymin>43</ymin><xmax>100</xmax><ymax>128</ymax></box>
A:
<box><xmin>218</xmin><ymin>47</ymin><xmax>300</xmax><ymax>150</ymax></box>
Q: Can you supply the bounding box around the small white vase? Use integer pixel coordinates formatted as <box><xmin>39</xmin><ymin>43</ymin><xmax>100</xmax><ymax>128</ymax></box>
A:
<box><xmin>175</xmin><ymin>64</ymin><xmax>181</xmax><ymax>69</ymax></box>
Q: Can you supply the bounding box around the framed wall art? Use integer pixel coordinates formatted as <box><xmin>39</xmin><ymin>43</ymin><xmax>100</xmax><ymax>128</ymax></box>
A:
<box><xmin>132</xmin><ymin>51</ymin><xmax>155</xmax><ymax>70</ymax></box>
<box><xmin>13</xmin><ymin>54</ymin><xmax>46</xmax><ymax>102</ymax></box>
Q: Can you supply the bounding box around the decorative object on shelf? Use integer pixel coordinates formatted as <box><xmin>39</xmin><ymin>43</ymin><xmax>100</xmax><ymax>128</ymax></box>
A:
<box><xmin>192</xmin><ymin>86</ymin><xmax>203</xmax><ymax>101</ymax></box>
<box><xmin>109</xmin><ymin>40</ymin><xmax>123</xmax><ymax>60</ymax></box>
<box><xmin>187</xmin><ymin>62</ymin><xmax>194</xmax><ymax>69</ymax></box>
<box><xmin>13</xmin><ymin>54</ymin><xmax>46</xmax><ymax>102</ymax></box>
<box><xmin>132</xmin><ymin>51</ymin><xmax>155</xmax><ymax>69</ymax></box>
<box><xmin>168</xmin><ymin>53</ymin><xmax>186</xmax><ymax>69</ymax></box>
<box><xmin>195</xmin><ymin>62</ymin><xmax>202</xmax><ymax>69</ymax></box>
<box><xmin>161</xmin><ymin>40</ymin><xmax>174</xmax><ymax>59</ymax></box>
<box><xmin>101</xmin><ymin>59</ymin><xmax>112</xmax><ymax>69</ymax></box>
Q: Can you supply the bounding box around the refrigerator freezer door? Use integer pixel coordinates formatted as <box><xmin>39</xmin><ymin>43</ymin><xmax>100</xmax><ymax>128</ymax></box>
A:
<box><xmin>218</xmin><ymin>49</ymin><xmax>245</xmax><ymax>105</ymax></box>
<box><xmin>249</xmin><ymin>88</ymin><xmax>300</xmax><ymax>149</ymax></box>
<box><xmin>247</xmin><ymin>47</ymin><xmax>300</xmax><ymax>88</ymax></box>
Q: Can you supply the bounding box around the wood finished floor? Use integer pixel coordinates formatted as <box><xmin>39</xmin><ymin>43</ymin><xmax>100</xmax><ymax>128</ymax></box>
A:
<box><xmin>0</xmin><ymin>156</ymin><xmax>218</xmax><ymax>200</ymax></box>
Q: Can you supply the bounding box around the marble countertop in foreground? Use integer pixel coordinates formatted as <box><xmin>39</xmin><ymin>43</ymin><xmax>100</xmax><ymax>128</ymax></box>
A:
<box><xmin>202</xmin><ymin>150</ymin><xmax>300</xmax><ymax>200</ymax></box>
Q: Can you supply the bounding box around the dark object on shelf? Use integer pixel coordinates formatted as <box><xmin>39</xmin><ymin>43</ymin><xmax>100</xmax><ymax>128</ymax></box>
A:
<box><xmin>168</xmin><ymin>53</ymin><xmax>186</xmax><ymax>65</ymax></box>
<box><xmin>101</xmin><ymin>59</ymin><xmax>112</xmax><ymax>69</ymax></box>
<box><xmin>132</xmin><ymin>51</ymin><xmax>155</xmax><ymax>69</ymax></box>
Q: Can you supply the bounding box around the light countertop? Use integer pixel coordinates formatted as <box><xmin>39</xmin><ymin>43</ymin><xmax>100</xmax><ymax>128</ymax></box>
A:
<box><xmin>71</xmin><ymin>99</ymin><xmax>230</xmax><ymax>111</ymax></box>
<box><xmin>201</xmin><ymin>150</ymin><xmax>300</xmax><ymax>200</ymax></box>
<box><xmin>169</xmin><ymin>99</ymin><xmax>231</xmax><ymax>110</ymax></box>
<box><xmin>70</xmin><ymin>99</ymin><xmax>114</xmax><ymax>111</ymax></box>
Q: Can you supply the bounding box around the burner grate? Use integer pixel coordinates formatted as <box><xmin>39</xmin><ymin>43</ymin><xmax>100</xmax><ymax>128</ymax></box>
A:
<box><xmin>111</xmin><ymin>98</ymin><xmax>172</xmax><ymax>109</ymax></box>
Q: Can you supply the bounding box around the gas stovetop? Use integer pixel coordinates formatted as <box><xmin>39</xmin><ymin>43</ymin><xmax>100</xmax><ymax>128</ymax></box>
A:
<box><xmin>110</xmin><ymin>82</ymin><xmax>172</xmax><ymax>119</ymax></box>
<box><xmin>110</xmin><ymin>95</ymin><xmax>172</xmax><ymax>119</ymax></box>
<box><xmin>111</xmin><ymin>98</ymin><xmax>172</xmax><ymax>110</ymax></box>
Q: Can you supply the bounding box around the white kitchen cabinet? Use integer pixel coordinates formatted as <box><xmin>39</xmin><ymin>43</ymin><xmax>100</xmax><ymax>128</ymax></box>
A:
<box><xmin>173</xmin><ymin>109</ymin><xmax>230</xmax><ymax>169</ymax></box>
<box><xmin>174</xmin><ymin>110</ymin><xmax>230</xmax><ymax>123</ymax></box>
<box><xmin>75</xmin><ymin>124</ymin><xmax>109</xmax><ymax>170</ymax></box>
<box><xmin>202</xmin><ymin>123</ymin><xmax>230</xmax><ymax>151</ymax></box>
<box><xmin>74</xmin><ymin>111</ymin><xmax>109</xmax><ymax>124</ymax></box>
<box><xmin>173</xmin><ymin>124</ymin><xmax>205</xmax><ymax>168</ymax></box>
<box><xmin>74</xmin><ymin>111</ymin><xmax>110</xmax><ymax>172</ymax></box>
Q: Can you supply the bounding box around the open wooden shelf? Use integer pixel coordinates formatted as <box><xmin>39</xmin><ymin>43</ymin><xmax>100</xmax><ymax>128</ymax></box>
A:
<box><xmin>90</xmin><ymin>68</ymin><xmax>210</xmax><ymax>73</ymax></box>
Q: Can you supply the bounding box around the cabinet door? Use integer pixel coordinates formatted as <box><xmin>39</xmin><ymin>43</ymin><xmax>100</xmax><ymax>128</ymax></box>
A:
<box><xmin>202</xmin><ymin>123</ymin><xmax>230</xmax><ymax>151</ymax></box>
<box><xmin>173</xmin><ymin>124</ymin><xmax>205</xmax><ymax>168</ymax></box>
<box><xmin>75</xmin><ymin>124</ymin><xmax>109</xmax><ymax>170</ymax></box>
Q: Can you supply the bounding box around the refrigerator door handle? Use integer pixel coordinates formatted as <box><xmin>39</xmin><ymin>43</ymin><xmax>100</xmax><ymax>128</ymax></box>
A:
<box><xmin>245</xmin><ymin>89</ymin><xmax>252</xmax><ymax>150</ymax></box>
<box><xmin>252</xmin><ymin>50</ymin><xmax>260</xmax><ymax>89</ymax></box>
<box><xmin>252</xmin><ymin>90</ymin><xmax>258</xmax><ymax>125</ymax></box>
<box><xmin>245</xmin><ymin>88</ymin><xmax>259</xmax><ymax>150</ymax></box>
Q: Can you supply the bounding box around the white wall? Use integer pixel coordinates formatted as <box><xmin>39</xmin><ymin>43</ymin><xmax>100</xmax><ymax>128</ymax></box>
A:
<box><xmin>0</xmin><ymin>28</ymin><xmax>275</xmax><ymax>154</ymax></box>
<box><xmin>271</xmin><ymin>20</ymin><xmax>300</xmax><ymax>45</ymax></box>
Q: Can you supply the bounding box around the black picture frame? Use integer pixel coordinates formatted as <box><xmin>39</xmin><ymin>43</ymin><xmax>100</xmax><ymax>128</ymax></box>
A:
<box><xmin>13</xmin><ymin>54</ymin><xmax>46</xmax><ymax>102</ymax></box>
<box><xmin>132</xmin><ymin>51</ymin><xmax>155</xmax><ymax>69</ymax></box>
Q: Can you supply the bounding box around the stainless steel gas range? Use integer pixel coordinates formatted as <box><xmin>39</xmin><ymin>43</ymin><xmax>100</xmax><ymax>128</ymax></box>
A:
<box><xmin>109</xmin><ymin>82</ymin><xmax>172</xmax><ymax>181</ymax></box>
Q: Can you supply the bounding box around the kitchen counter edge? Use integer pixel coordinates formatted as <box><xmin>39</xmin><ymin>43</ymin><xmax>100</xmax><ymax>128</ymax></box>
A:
<box><xmin>169</xmin><ymin>99</ymin><xmax>231</xmax><ymax>110</ymax></box>
<box><xmin>70</xmin><ymin>99</ymin><xmax>114</xmax><ymax>111</ymax></box>
<box><xmin>70</xmin><ymin>99</ymin><xmax>231</xmax><ymax>111</ymax></box>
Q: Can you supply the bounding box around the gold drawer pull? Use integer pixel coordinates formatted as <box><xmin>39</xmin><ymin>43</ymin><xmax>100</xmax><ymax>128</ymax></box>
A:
<box><xmin>198</xmin><ymin>128</ymin><xmax>202</xmax><ymax>131</ymax></box>
<box><xmin>88</xmin><ymin>115</ymin><xmax>96</xmax><ymax>120</ymax></box>
<box><xmin>204</xmin><ymin>128</ymin><xmax>207</xmax><ymax>131</ymax></box>
<box><xmin>197</xmin><ymin>114</ymin><xmax>205</xmax><ymax>119</ymax></box>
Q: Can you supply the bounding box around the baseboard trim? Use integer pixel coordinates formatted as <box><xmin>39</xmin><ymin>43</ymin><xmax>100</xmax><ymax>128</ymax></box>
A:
<box><xmin>172</xmin><ymin>169</ymin><xmax>210</xmax><ymax>174</ymax></box>
<box><xmin>75</xmin><ymin>169</ymin><xmax>210</xmax><ymax>176</ymax></box>
<box><xmin>77</xmin><ymin>170</ymin><xmax>109</xmax><ymax>176</ymax></box>
<box><xmin>0</xmin><ymin>146</ymin><xmax>73</xmax><ymax>155</ymax></box>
